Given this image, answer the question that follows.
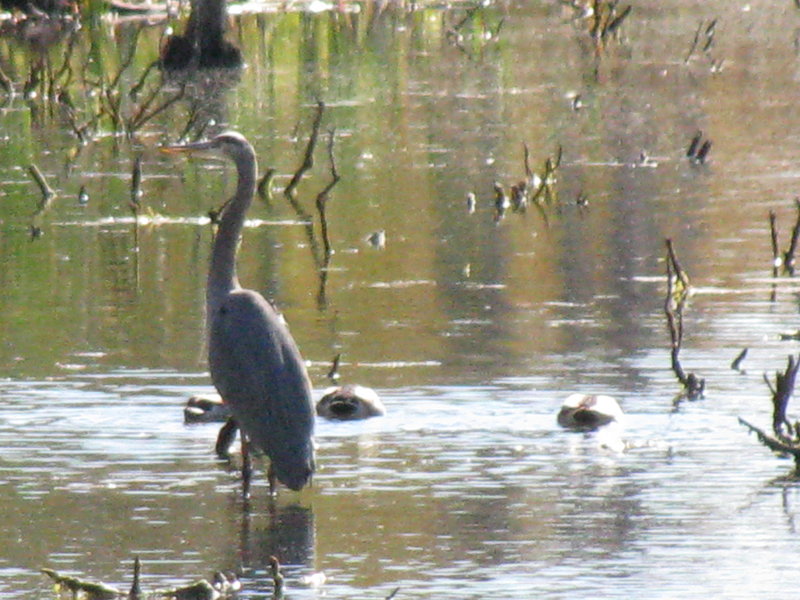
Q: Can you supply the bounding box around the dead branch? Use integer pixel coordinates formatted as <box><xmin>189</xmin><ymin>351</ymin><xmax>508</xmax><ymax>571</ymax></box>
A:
<box><xmin>769</xmin><ymin>354</ymin><xmax>800</xmax><ymax>441</ymax></box>
<box><xmin>740</xmin><ymin>353</ymin><xmax>800</xmax><ymax>470</ymax></box>
<box><xmin>739</xmin><ymin>417</ymin><xmax>800</xmax><ymax>468</ymax></box>
<box><xmin>770</xmin><ymin>210</ymin><xmax>781</xmax><ymax>276</ymax></box>
<box><xmin>664</xmin><ymin>238</ymin><xmax>704</xmax><ymax>399</ymax></box>
<box><xmin>784</xmin><ymin>198</ymin><xmax>800</xmax><ymax>275</ymax></box>
<box><xmin>767</xmin><ymin>201</ymin><xmax>800</xmax><ymax>277</ymax></box>
<box><xmin>130</xmin><ymin>153</ymin><xmax>143</xmax><ymax>212</ymax></box>
<box><xmin>284</xmin><ymin>100</ymin><xmax>325</xmax><ymax>201</ymax></box>
<box><xmin>731</xmin><ymin>348</ymin><xmax>748</xmax><ymax>372</ymax></box>
<box><xmin>29</xmin><ymin>164</ymin><xmax>55</xmax><ymax>204</ymax></box>
<box><xmin>315</xmin><ymin>128</ymin><xmax>340</xmax><ymax>262</ymax></box>
<box><xmin>0</xmin><ymin>65</ymin><xmax>12</xmax><ymax>94</ymax></box>
<box><xmin>126</xmin><ymin>84</ymin><xmax>186</xmax><ymax>135</ymax></box>
<box><xmin>269</xmin><ymin>556</ymin><xmax>284</xmax><ymax>597</ymax></box>
<box><xmin>257</xmin><ymin>167</ymin><xmax>277</xmax><ymax>208</ymax></box>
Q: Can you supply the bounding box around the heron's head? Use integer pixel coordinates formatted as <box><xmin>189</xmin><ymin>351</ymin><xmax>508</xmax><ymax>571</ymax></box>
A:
<box><xmin>160</xmin><ymin>131</ymin><xmax>254</xmax><ymax>165</ymax></box>
<box><xmin>273</xmin><ymin>441</ymin><xmax>315</xmax><ymax>491</ymax></box>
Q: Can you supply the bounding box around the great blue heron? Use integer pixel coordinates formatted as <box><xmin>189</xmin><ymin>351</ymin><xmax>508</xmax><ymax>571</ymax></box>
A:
<box><xmin>162</xmin><ymin>131</ymin><xmax>315</xmax><ymax>493</ymax></box>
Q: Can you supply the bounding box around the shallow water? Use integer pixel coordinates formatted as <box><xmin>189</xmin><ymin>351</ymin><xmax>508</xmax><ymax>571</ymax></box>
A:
<box><xmin>3</xmin><ymin>0</ymin><xmax>800</xmax><ymax>598</ymax></box>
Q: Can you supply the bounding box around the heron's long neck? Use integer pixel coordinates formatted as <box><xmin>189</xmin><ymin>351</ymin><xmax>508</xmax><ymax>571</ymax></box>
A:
<box><xmin>207</xmin><ymin>153</ymin><xmax>257</xmax><ymax>314</ymax></box>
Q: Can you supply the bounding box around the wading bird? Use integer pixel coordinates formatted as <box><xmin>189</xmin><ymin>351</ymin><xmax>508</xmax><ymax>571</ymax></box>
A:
<box><xmin>162</xmin><ymin>132</ymin><xmax>315</xmax><ymax>494</ymax></box>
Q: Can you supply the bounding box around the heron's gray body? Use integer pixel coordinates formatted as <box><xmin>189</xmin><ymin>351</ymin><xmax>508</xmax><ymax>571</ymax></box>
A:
<box><xmin>167</xmin><ymin>131</ymin><xmax>315</xmax><ymax>491</ymax></box>
<box><xmin>209</xmin><ymin>288</ymin><xmax>315</xmax><ymax>490</ymax></box>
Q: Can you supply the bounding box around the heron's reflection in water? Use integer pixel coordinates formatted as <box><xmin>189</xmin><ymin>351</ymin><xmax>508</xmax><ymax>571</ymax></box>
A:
<box><xmin>238</xmin><ymin>500</ymin><xmax>316</xmax><ymax>590</ymax></box>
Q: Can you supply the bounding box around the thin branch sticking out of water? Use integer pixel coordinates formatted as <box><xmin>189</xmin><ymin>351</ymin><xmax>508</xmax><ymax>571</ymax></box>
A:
<box><xmin>664</xmin><ymin>238</ymin><xmax>704</xmax><ymax>400</ymax></box>
<box><xmin>740</xmin><ymin>353</ymin><xmax>800</xmax><ymax>472</ymax></box>
<box><xmin>29</xmin><ymin>163</ymin><xmax>55</xmax><ymax>203</ymax></box>
<box><xmin>687</xmin><ymin>130</ymin><xmax>711</xmax><ymax>165</ymax></box>
<box><xmin>315</xmin><ymin>127</ymin><xmax>340</xmax><ymax>263</ymax></box>
<box><xmin>684</xmin><ymin>18</ymin><xmax>724</xmax><ymax>71</ymax></box>
<box><xmin>731</xmin><ymin>348</ymin><xmax>748</xmax><ymax>372</ymax></box>
<box><xmin>768</xmin><ymin>200</ymin><xmax>800</xmax><ymax>277</ymax></box>
<box><xmin>284</xmin><ymin>99</ymin><xmax>324</xmax><ymax>202</ymax></box>
<box><xmin>588</xmin><ymin>0</ymin><xmax>632</xmax><ymax>45</ymax></box>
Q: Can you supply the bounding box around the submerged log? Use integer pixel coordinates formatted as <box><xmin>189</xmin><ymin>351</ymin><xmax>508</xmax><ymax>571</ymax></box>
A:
<box><xmin>41</xmin><ymin>559</ymin><xmax>240</xmax><ymax>599</ymax></box>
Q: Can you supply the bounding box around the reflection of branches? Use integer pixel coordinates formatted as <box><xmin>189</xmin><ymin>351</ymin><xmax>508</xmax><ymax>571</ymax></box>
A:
<box><xmin>126</xmin><ymin>83</ymin><xmax>186</xmax><ymax>135</ymax></box>
<box><xmin>315</xmin><ymin>128</ymin><xmax>339</xmax><ymax>262</ymax></box>
<box><xmin>444</xmin><ymin>5</ymin><xmax>504</xmax><ymax>60</ymax></box>
<box><xmin>313</xmin><ymin>129</ymin><xmax>340</xmax><ymax>308</ymax></box>
<box><xmin>282</xmin><ymin>101</ymin><xmax>339</xmax><ymax>278</ymax></box>
<box><xmin>664</xmin><ymin>239</ymin><xmax>704</xmax><ymax>400</ymax></box>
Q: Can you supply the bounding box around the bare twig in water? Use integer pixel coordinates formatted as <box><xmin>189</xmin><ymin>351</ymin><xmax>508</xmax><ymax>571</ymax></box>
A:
<box><xmin>664</xmin><ymin>238</ymin><xmax>705</xmax><ymax>400</ymax></box>
<box><xmin>740</xmin><ymin>353</ymin><xmax>800</xmax><ymax>471</ymax></box>
<box><xmin>0</xmin><ymin>65</ymin><xmax>12</xmax><ymax>94</ymax></box>
<box><xmin>29</xmin><ymin>164</ymin><xmax>56</xmax><ymax>238</ymax></box>
<box><xmin>128</xmin><ymin>59</ymin><xmax>159</xmax><ymax>100</ymax></box>
<box><xmin>523</xmin><ymin>141</ymin><xmax>533</xmax><ymax>182</ymax></box>
<box><xmin>327</xmin><ymin>353</ymin><xmax>341</xmax><ymax>382</ymax></box>
<box><xmin>130</xmin><ymin>153</ymin><xmax>143</xmax><ymax>212</ymax></box>
<box><xmin>784</xmin><ymin>198</ymin><xmax>800</xmax><ymax>275</ymax></box>
<box><xmin>129</xmin><ymin>556</ymin><xmax>142</xmax><ymax>599</ymax></box>
<box><xmin>315</xmin><ymin>128</ymin><xmax>340</xmax><ymax>261</ymax></box>
<box><xmin>684</xmin><ymin>18</ymin><xmax>717</xmax><ymax>64</ymax></box>
<box><xmin>687</xmin><ymin>131</ymin><xmax>711</xmax><ymax>165</ymax></box>
<box><xmin>279</xmin><ymin>101</ymin><xmax>340</xmax><ymax>309</ymax></box>
<box><xmin>731</xmin><ymin>348</ymin><xmax>748</xmax><ymax>372</ymax></box>
<box><xmin>127</xmin><ymin>84</ymin><xmax>186</xmax><ymax>135</ymax></box>
<box><xmin>767</xmin><ymin>355</ymin><xmax>800</xmax><ymax>442</ymax></box>
<box><xmin>770</xmin><ymin>209</ymin><xmax>781</xmax><ymax>275</ymax></box>
<box><xmin>767</xmin><ymin>201</ymin><xmax>800</xmax><ymax>276</ymax></box>
<box><xmin>687</xmin><ymin>131</ymin><xmax>702</xmax><ymax>158</ymax></box>
<box><xmin>284</xmin><ymin>100</ymin><xmax>325</xmax><ymax>201</ymax></box>
<box><xmin>28</xmin><ymin>164</ymin><xmax>55</xmax><ymax>203</ymax></box>
<box><xmin>589</xmin><ymin>0</ymin><xmax>632</xmax><ymax>44</ymax></box>
<box><xmin>738</xmin><ymin>417</ymin><xmax>800</xmax><ymax>469</ymax></box>
<box><xmin>257</xmin><ymin>167</ymin><xmax>277</xmax><ymax>208</ymax></box>
<box><xmin>269</xmin><ymin>556</ymin><xmax>285</xmax><ymax>598</ymax></box>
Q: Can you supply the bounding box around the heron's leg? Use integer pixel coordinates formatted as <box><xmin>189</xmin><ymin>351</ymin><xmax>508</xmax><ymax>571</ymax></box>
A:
<box><xmin>241</xmin><ymin>434</ymin><xmax>252</xmax><ymax>499</ymax></box>
<box><xmin>215</xmin><ymin>417</ymin><xmax>239</xmax><ymax>458</ymax></box>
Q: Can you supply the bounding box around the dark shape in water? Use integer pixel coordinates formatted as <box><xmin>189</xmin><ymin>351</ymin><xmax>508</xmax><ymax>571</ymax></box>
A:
<box><xmin>161</xmin><ymin>0</ymin><xmax>242</xmax><ymax>70</ymax></box>
<box><xmin>316</xmin><ymin>384</ymin><xmax>386</xmax><ymax>420</ymax></box>
<box><xmin>557</xmin><ymin>393</ymin><xmax>623</xmax><ymax>432</ymax></box>
<box><xmin>184</xmin><ymin>393</ymin><xmax>230</xmax><ymax>423</ymax></box>
<box><xmin>687</xmin><ymin>130</ymin><xmax>712</xmax><ymax>165</ymax></box>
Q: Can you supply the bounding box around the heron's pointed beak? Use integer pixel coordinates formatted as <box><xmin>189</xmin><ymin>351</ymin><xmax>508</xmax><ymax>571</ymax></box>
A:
<box><xmin>159</xmin><ymin>139</ymin><xmax>216</xmax><ymax>155</ymax></box>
